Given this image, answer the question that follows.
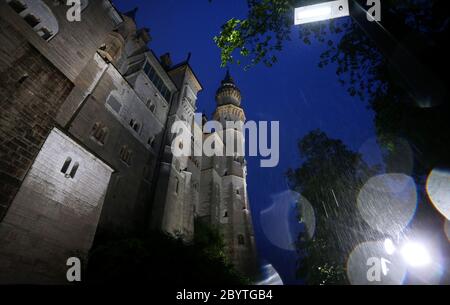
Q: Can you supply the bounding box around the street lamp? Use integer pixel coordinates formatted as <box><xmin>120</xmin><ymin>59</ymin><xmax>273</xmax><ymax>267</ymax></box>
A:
<box><xmin>294</xmin><ymin>0</ymin><xmax>349</xmax><ymax>25</ymax></box>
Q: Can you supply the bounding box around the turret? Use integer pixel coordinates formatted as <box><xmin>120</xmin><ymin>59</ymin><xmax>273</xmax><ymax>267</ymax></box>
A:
<box><xmin>215</xmin><ymin>70</ymin><xmax>242</xmax><ymax>107</ymax></box>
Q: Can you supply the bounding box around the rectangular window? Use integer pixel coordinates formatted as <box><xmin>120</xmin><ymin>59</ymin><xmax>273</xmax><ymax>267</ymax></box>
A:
<box><xmin>9</xmin><ymin>0</ymin><xmax>27</xmax><ymax>14</ymax></box>
<box><xmin>144</xmin><ymin>61</ymin><xmax>171</xmax><ymax>103</ymax></box>
<box><xmin>106</xmin><ymin>96</ymin><xmax>122</xmax><ymax>113</ymax></box>
<box><xmin>24</xmin><ymin>14</ymin><xmax>40</xmax><ymax>28</ymax></box>
<box><xmin>144</xmin><ymin>63</ymin><xmax>151</xmax><ymax>75</ymax></box>
<box><xmin>38</xmin><ymin>27</ymin><xmax>53</xmax><ymax>40</ymax></box>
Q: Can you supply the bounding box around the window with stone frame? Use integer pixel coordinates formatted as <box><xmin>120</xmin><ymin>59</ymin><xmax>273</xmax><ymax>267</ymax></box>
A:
<box><xmin>129</xmin><ymin>119</ymin><xmax>141</xmax><ymax>133</ymax></box>
<box><xmin>61</xmin><ymin>157</ymin><xmax>72</xmax><ymax>176</ymax></box>
<box><xmin>60</xmin><ymin>157</ymin><xmax>79</xmax><ymax>179</ymax></box>
<box><xmin>119</xmin><ymin>145</ymin><xmax>132</xmax><ymax>166</ymax></box>
<box><xmin>91</xmin><ymin>122</ymin><xmax>109</xmax><ymax>145</ymax></box>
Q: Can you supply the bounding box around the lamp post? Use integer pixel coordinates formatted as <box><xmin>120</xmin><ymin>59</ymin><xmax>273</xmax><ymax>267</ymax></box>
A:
<box><xmin>294</xmin><ymin>0</ymin><xmax>446</xmax><ymax>107</ymax></box>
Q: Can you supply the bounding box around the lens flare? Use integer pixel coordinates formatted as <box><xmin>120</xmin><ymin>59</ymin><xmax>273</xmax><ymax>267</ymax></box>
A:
<box><xmin>347</xmin><ymin>241</ymin><xmax>407</xmax><ymax>285</ymax></box>
<box><xmin>426</xmin><ymin>168</ymin><xmax>450</xmax><ymax>220</ymax></box>
<box><xmin>357</xmin><ymin>174</ymin><xmax>417</xmax><ymax>236</ymax></box>
<box><xmin>260</xmin><ymin>190</ymin><xmax>300</xmax><ymax>251</ymax></box>
<box><xmin>401</xmin><ymin>242</ymin><xmax>431</xmax><ymax>268</ymax></box>
<box><xmin>297</xmin><ymin>195</ymin><xmax>316</xmax><ymax>239</ymax></box>
<box><xmin>445</xmin><ymin>219</ymin><xmax>450</xmax><ymax>242</ymax></box>
<box><xmin>384</xmin><ymin>238</ymin><xmax>396</xmax><ymax>255</ymax></box>
<box><xmin>256</xmin><ymin>263</ymin><xmax>284</xmax><ymax>285</ymax></box>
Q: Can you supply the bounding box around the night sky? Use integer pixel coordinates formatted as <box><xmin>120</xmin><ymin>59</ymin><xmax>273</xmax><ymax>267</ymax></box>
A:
<box><xmin>113</xmin><ymin>0</ymin><xmax>377</xmax><ymax>284</ymax></box>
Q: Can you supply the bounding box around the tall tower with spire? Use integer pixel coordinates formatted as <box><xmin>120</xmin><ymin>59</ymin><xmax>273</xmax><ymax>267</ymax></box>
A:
<box><xmin>199</xmin><ymin>71</ymin><xmax>258</xmax><ymax>278</ymax></box>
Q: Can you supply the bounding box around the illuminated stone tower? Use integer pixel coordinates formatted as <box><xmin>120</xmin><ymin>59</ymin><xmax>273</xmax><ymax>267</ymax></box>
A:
<box><xmin>199</xmin><ymin>71</ymin><xmax>258</xmax><ymax>278</ymax></box>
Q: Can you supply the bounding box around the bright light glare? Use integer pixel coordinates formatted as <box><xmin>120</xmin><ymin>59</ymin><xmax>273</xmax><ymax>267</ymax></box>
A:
<box><xmin>294</xmin><ymin>0</ymin><xmax>349</xmax><ymax>25</ymax></box>
<box><xmin>401</xmin><ymin>242</ymin><xmax>431</xmax><ymax>267</ymax></box>
<box><xmin>296</xmin><ymin>7</ymin><xmax>332</xmax><ymax>20</ymax></box>
<box><xmin>384</xmin><ymin>238</ymin><xmax>396</xmax><ymax>255</ymax></box>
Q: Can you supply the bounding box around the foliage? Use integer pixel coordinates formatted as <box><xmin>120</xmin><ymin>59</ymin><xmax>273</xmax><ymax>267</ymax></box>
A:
<box><xmin>296</xmin><ymin>236</ymin><xmax>346</xmax><ymax>285</ymax></box>
<box><xmin>87</xmin><ymin>223</ymin><xmax>249</xmax><ymax>285</ymax></box>
<box><xmin>213</xmin><ymin>0</ymin><xmax>295</xmax><ymax>69</ymax></box>
<box><xmin>287</xmin><ymin>130</ymin><xmax>381</xmax><ymax>284</ymax></box>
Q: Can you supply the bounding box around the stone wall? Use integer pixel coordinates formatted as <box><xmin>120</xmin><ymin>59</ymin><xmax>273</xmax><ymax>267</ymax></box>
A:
<box><xmin>0</xmin><ymin>17</ymin><xmax>73</xmax><ymax>220</ymax></box>
<box><xmin>0</xmin><ymin>128</ymin><xmax>113</xmax><ymax>283</ymax></box>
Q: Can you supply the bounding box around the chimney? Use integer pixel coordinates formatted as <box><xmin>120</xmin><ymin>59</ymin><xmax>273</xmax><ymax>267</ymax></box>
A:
<box><xmin>160</xmin><ymin>53</ymin><xmax>172</xmax><ymax>70</ymax></box>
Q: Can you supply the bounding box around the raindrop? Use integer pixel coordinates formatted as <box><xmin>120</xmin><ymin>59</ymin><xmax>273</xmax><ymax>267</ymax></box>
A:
<box><xmin>426</xmin><ymin>168</ymin><xmax>450</xmax><ymax>220</ymax></box>
<box><xmin>357</xmin><ymin>174</ymin><xmax>417</xmax><ymax>236</ymax></box>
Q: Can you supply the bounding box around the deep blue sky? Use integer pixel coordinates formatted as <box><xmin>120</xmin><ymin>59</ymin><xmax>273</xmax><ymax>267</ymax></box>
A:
<box><xmin>113</xmin><ymin>0</ymin><xmax>377</xmax><ymax>284</ymax></box>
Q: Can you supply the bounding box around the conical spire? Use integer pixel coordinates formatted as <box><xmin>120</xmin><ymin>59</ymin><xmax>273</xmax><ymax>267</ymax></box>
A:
<box><xmin>222</xmin><ymin>69</ymin><xmax>235</xmax><ymax>85</ymax></box>
<box><xmin>124</xmin><ymin>7</ymin><xmax>138</xmax><ymax>20</ymax></box>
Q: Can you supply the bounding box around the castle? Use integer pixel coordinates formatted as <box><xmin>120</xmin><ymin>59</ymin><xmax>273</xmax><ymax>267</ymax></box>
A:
<box><xmin>0</xmin><ymin>0</ymin><xmax>257</xmax><ymax>283</ymax></box>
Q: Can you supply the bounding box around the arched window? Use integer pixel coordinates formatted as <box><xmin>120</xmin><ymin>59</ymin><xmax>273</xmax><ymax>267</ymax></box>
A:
<box><xmin>238</xmin><ymin>234</ymin><xmax>245</xmax><ymax>245</ymax></box>
<box><xmin>129</xmin><ymin>119</ymin><xmax>141</xmax><ymax>133</ymax></box>
<box><xmin>69</xmin><ymin>162</ymin><xmax>79</xmax><ymax>179</ymax></box>
<box><xmin>61</xmin><ymin>157</ymin><xmax>72</xmax><ymax>175</ymax></box>
<box><xmin>223</xmin><ymin>210</ymin><xmax>228</xmax><ymax>218</ymax></box>
<box><xmin>149</xmin><ymin>103</ymin><xmax>156</xmax><ymax>113</ymax></box>
<box><xmin>7</xmin><ymin>0</ymin><xmax>59</xmax><ymax>41</ymax></box>
<box><xmin>91</xmin><ymin>122</ymin><xmax>108</xmax><ymax>145</ymax></box>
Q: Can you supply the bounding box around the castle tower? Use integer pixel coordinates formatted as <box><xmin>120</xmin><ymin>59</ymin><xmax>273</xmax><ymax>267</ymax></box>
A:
<box><xmin>199</xmin><ymin>71</ymin><xmax>258</xmax><ymax>278</ymax></box>
<box><xmin>151</xmin><ymin>54</ymin><xmax>203</xmax><ymax>241</ymax></box>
